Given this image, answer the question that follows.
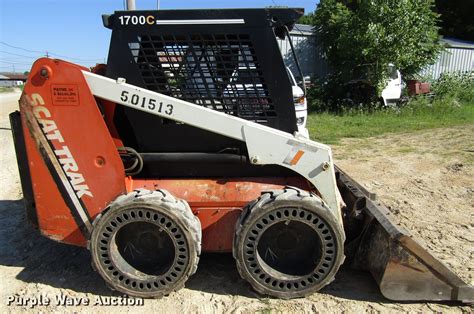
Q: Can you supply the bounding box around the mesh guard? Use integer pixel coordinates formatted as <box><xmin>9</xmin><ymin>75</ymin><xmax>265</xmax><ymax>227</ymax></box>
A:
<box><xmin>130</xmin><ymin>33</ymin><xmax>275</xmax><ymax>124</ymax></box>
<box><xmin>104</xmin><ymin>8</ymin><xmax>303</xmax><ymax>153</ymax></box>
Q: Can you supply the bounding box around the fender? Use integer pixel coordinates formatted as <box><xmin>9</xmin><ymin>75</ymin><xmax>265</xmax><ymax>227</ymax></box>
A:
<box><xmin>28</xmin><ymin>93</ymin><xmax>92</xmax><ymax>199</ymax></box>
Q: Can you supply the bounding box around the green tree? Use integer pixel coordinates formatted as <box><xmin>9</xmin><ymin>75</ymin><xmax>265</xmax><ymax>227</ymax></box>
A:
<box><xmin>298</xmin><ymin>12</ymin><xmax>315</xmax><ymax>25</ymax></box>
<box><xmin>313</xmin><ymin>0</ymin><xmax>443</xmax><ymax>101</ymax></box>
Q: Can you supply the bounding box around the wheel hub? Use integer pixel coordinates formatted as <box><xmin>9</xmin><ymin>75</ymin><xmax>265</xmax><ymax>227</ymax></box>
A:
<box><xmin>242</xmin><ymin>207</ymin><xmax>338</xmax><ymax>292</ymax></box>
<box><xmin>96</xmin><ymin>208</ymin><xmax>190</xmax><ymax>292</ymax></box>
<box><xmin>115</xmin><ymin>221</ymin><xmax>175</xmax><ymax>276</ymax></box>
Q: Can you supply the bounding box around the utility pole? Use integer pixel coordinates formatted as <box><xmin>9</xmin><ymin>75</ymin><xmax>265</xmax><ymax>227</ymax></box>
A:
<box><xmin>126</xmin><ymin>0</ymin><xmax>136</xmax><ymax>10</ymax></box>
<box><xmin>157</xmin><ymin>0</ymin><xmax>160</xmax><ymax>9</ymax></box>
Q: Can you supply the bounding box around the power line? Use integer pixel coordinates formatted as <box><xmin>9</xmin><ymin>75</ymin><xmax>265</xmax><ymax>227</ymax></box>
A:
<box><xmin>0</xmin><ymin>41</ymin><xmax>44</xmax><ymax>54</ymax></box>
<box><xmin>0</xmin><ymin>60</ymin><xmax>33</xmax><ymax>65</ymax></box>
<box><xmin>47</xmin><ymin>52</ymin><xmax>103</xmax><ymax>62</ymax></box>
<box><xmin>0</xmin><ymin>58</ymin><xmax>34</xmax><ymax>64</ymax></box>
<box><xmin>0</xmin><ymin>50</ymin><xmax>39</xmax><ymax>59</ymax></box>
<box><xmin>0</xmin><ymin>41</ymin><xmax>104</xmax><ymax>63</ymax></box>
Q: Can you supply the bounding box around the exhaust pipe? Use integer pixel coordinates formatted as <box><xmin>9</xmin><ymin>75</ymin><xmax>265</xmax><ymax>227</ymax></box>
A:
<box><xmin>126</xmin><ymin>0</ymin><xmax>136</xmax><ymax>10</ymax></box>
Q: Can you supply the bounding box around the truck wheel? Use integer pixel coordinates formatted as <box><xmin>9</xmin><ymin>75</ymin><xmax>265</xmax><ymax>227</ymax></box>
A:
<box><xmin>89</xmin><ymin>189</ymin><xmax>201</xmax><ymax>298</ymax></box>
<box><xmin>233</xmin><ymin>187</ymin><xmax>345</xmax><ymax>299</ymax></box>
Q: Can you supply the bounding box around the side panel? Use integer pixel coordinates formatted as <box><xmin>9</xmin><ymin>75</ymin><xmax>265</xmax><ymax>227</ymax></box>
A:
<box><xmin>84</xmin><ymin>71</ymin><xmax>341</xmax><ymax>219</ymax></box>
<box><xmin>20</xmin><ymin>58</ymin><xmax>126</xmax><ymax>246</ymax></box>
<box><xmin>128</xmin><ymin>177</ymin><xmax>311</xmax><ymax>252</ymax></box>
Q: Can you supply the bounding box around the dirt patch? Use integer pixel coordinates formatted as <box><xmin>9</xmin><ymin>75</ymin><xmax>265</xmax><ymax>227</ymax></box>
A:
<box><xmin>0</xmin><ymin>93</ymin><xmax>472</xmax><ymax>312</ymax></box>
<box><xmin>334</xmin><ymin>125</ymin><xmax>474</xmax><ymax>288</ymax></box>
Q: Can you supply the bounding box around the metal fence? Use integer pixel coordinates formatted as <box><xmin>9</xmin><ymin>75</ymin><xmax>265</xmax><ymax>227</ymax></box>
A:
<box><xmin>277</xmin><ymin>25</ymin><xmax>328</xmax><ymax>80</ymax></box>
<box><xmin>419</xmin><ymin>46</ymin><xmax>474</xmax><ymax>79</ymax></box>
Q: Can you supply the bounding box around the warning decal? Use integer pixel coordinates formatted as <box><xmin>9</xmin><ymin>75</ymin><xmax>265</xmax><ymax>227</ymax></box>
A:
<box><xmin>52</xmin><ymin>85</ymin><xmax>79</xmax><ymax>106</ymax></box>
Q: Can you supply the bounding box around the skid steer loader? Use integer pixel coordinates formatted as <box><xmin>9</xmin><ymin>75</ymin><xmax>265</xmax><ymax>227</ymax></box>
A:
<box><xmin>9</xmin><ymin>8</ymin><xmax>473</xmax><ymax>302</ymax></box>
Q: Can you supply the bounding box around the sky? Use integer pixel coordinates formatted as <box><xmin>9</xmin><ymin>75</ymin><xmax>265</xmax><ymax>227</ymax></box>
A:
<box><xmin>0</xmin><ymin>0</ymin><xmax>318</xmax><ymax>73</ymax></box>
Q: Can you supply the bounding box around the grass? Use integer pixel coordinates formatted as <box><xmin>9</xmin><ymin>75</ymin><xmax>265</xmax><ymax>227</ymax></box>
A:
<box><xmin>396</xmin><ymin>146</ymin><xmax>416</xmax><ymax>153</ymax></box>
<box><xmin>307</xmin><ymin>99</ymin><xmax>474</xmax><ymax>144</ymax></box>
<box><xmin>0</xmin><ymin>85</ymin><xmax>23</xmax><ymax>93</ymax></box>
<box><xmin>0</xmin><ymin>87</ymin><xmax>15</xmax><ymax>93</ymax></box>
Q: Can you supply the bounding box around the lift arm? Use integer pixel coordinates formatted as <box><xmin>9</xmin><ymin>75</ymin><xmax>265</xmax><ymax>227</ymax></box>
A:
<box><xmin>82</xmin><ymin>71</ymin><xmax>342</xmax><ymax>221</ymax></box>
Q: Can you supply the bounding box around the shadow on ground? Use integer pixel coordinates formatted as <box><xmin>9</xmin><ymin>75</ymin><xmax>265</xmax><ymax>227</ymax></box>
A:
<box><xmin>186</xmin><ymin>253</ymin><xmax>388</xmax><ymax>303</ymax></box>
<box><xmin>0</xmin><ymin>199</ymin><xmax>388</xmax><ymax>302</ymax></box>
<box><xmin>0</xmin><ymin>200</ymin><xmax>114</xmax><ymax>296</ymax></box>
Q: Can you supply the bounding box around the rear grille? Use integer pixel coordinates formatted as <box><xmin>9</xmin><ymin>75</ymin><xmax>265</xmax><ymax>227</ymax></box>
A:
<box><xmin>128</xmin><ymin>34</ymin><xmax>276</xmax><ymax>124</ymax></box>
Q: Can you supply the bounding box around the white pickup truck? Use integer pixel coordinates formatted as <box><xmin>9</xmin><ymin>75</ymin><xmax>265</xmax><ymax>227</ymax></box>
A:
<box><xmin>287</xmin><ymin>67</ymin><xmax>309</xmax><ymax>137</ymax></box>
<box><xmin>381</xmin><ymin>64</ymin><xmax>403</xmax><ymax>106</ymax></box>
<box><xmin>346</xmin><ymin>63</ymin><xmax>403</xmax><ymax>107</ymax></box>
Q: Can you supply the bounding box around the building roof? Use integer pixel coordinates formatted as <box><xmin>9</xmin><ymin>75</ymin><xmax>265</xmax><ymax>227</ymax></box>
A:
<box><xmin>287</xmin><ymin>28</ymin><xmax>474</xmax><ymax>50</ymax></box>
<box><xmin>441</xmin><ymin>37</ymin><xmax>474</xmax><ymax>49</ymax></box>
<box><xmin>291</xmin><ymin>23</ymin><xmax>314</xmax><ymax>35</ymax></box>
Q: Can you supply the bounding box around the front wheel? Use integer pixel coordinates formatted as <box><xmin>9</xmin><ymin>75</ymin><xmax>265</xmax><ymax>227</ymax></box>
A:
<box><xmin>89</xmin><ymin>189</ymin><xmax>201</xmax><ymax>298</ymax></box>
<box><xmin>233</xmin><ymin>187</ymin><xmax>345</xmax><ymax>299</ymax></box>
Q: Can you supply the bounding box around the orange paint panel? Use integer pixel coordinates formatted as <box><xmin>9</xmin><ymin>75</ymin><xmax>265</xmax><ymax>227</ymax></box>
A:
<box><xmin>127</xmin><ymin>177</ymin><xmax>309</xmax><ymax>207</ymax></box>
<box><xmin>21</xmin><ymin>58</ymin><xmax>126</xmax><ymax>246</ymax></box>
<box><xmin>196</xmin><ymin>208</ymin><xmax>242</xmax><ymax>252</ymax></box>
<box><xmin>127</xmin><ymin>177</ymin><xmax>310</xmax><ymax>252</ymax></box>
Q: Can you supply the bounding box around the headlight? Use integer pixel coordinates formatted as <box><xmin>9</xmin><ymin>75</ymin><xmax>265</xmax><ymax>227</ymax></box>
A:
<box><xmin>296</xmin><ymin>117</ymin><xmax>305</xmax><ymax>125</ymax></box>
<box><xmin>293</xmin><ymin>96</ymin><xmax>306</xmax><ymax>105</ymax></box>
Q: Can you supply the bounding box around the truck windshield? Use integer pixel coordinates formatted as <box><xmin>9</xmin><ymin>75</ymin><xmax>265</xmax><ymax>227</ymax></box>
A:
<box><xmin>284</xmin><ymin>27</ymin><xmax>306</xmax><ymax>95</ymax></box>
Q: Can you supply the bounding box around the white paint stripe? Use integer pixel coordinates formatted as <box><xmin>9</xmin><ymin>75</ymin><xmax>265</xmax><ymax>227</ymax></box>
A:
<box><xmin>287</xmin><ymin>139</ymin><xmax>319</xmax><ymax>152</ymax></box>
<box><xmin>82</xmin><ymin>71</ymin><xmax>340</xmax><ymax>217</ymax></box>
<box><xmin>283</xmin><ymin>147</ymin><xmax>297</xmax><ymax>165</ymax></box>
<box><xmin>155</xmin><ymin>19</ymin><xmax>245</xmax><ymax>25</ymax></box>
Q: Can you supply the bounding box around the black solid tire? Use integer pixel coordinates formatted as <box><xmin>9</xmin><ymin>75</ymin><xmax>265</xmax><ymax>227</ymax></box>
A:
<box><xmin>233</xmin><ymin>187</ymin><xmax>345</xmax><ymax>299</ymax></box>
<box><xmin>89</xmin><ymin>189</ymin><xmax>201</xmax><ymax>298</ymax></box>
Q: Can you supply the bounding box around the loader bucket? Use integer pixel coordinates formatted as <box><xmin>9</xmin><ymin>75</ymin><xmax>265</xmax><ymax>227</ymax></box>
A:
<box><xmin>336</xmin><ymin>166</ymin><xmax>474</xmax><ymax>303</ymax></box>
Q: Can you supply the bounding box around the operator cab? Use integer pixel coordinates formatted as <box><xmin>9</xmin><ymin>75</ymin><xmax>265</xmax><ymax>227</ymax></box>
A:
<box><xmin>102</xmin><ymin>8</ymin><xmax>306</xmax><ymax>177</ymax></box>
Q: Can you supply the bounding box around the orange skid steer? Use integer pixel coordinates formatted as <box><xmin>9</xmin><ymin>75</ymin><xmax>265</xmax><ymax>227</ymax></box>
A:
<box><xmin>9</xmin><ymin>8</ymin><xmax>473</xmax><ymax>301</ymax></box>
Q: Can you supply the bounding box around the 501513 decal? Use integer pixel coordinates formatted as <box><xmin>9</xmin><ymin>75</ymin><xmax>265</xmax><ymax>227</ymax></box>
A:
<box><xmin>120</xmin><ymin>90</ymin><xmax>174</xmax><ymax>116</ymax></box>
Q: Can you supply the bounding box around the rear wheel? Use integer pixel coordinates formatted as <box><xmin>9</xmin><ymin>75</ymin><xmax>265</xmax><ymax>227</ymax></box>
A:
<box><xmin>233</xmin><ymin>187</ymin><xmax>345</xmax><ymax>299</ymax></box>
<box><xmin>89</xmin><ymin>189</ymin><xmax>201</xmax><ymax>298</ymax></box>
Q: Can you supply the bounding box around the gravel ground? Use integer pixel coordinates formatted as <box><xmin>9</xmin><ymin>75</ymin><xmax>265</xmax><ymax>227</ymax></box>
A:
<box><xmin>0</xmin><ymin>91</ymin><xmax>472</xmax><ymax>312</ymax></box>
